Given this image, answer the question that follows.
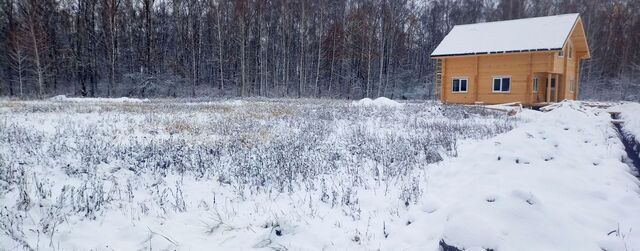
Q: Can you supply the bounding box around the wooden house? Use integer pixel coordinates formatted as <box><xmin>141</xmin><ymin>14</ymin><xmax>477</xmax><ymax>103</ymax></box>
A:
<box><xmin>431</xmin><ymin>13</ymin><xmax>590</xmax><ymax>106</ymax></box>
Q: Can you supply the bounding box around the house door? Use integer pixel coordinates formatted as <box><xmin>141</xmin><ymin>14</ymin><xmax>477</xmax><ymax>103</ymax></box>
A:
<box><xmin>550</xmin><ymin>78</ymin><xmax>556</xmax><ymax>102</ymax></box>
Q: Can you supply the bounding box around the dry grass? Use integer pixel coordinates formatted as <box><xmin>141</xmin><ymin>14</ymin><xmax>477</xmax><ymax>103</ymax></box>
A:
<box><xmin>245</xmin><ymin>104</ymin><xmax>296</xmax><ymax>120</ymax></box>
<box><xmin>0</xmin><ymin>100</ymin><xmax>27</xmax><ymax>109</ymax></box>
<box><xmin>200</xmin><ymin>105</ymin><xmax>236</xmax><ymax>114</ymax></box>
<box><xmin>165</xmin><ymin>121</ymin><xmax>196</xmax><ymax>134</ymax></box>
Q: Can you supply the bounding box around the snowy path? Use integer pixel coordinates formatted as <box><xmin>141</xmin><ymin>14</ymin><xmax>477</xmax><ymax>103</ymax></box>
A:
<box><xmin>614</xmin><ymin>102</ymin><xmax>640</xmax><ymax>140</ymax></box>
<box><xmin>405</xmin><ymin>102</ymin><xmax>640</xmax><ymax>251</ymax></box>
<box><xmin>612</xmin><ymin>102</ymin><xmax>640</xmax><ymax>174</ymax></box>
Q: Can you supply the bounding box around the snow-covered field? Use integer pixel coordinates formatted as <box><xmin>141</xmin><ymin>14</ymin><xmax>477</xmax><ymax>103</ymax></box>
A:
<box><xmin>1</xmin><ymin>98</ymin><xmax>639</xmax><ymax>251</ymax></box>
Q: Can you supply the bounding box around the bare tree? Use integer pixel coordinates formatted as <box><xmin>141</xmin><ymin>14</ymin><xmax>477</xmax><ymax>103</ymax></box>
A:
<box><xmin>215</xmin><ymin>0</ymin><xmax>225</xmax><ymax>92</ymax></box>
<box><xmin>19</xmin><ymin>0</ymin><xmax>48</xmax><ymax>98</ymax></box>
<box><xmin>8</xmin><ymin>32</ymin><xmax>27</xmax><ymax>97</ymax></box>
<box><xmin>102</xmin><ymin>0</ymin><xmax>121</xmax><ymax>96</ymax></box>
<box><xmin>0</xmin><ymin>0</ymin><xmax>637</xmax><ymax>100</ymax></box>
<box><xmin>143</xmin><ymin>0</ymin><xmax>154</xmax><ymax>74</ymax></box>
<box><xmin>1</xmin><ymin>0</ymin><xmax>15</xmax><ymax>96</ymax></box>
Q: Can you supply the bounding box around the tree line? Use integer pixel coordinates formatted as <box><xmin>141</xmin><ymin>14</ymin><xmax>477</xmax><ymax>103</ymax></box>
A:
<box><xmin>0</xmin><ymin>0</ymin><xmax>638</xmax><ymax>100</ymax></box>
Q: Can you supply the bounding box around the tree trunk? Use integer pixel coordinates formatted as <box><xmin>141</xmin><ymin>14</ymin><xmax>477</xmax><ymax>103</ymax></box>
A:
<box><xmin>328</xmin><ymin>29</ymin><xmax>336</xmax><ymax>96</ymax></box>
<box><xmin>315</xmin><ymin>18</ymin><xmax>322</xmax><ymax>97</ymax></box>
<box><xmin>216</xmin><ymin>5</ymin><xmax>224</xmax><ymax>93</ymax></box>
<box><xmin>366</xmin><ymin>31</ymin><xmax>372</xmax><ymax>98</ymax></box>
<box><xmin>26</xmin><ymin>10</ymin><xmax>44</xmax><ymax>98</ymax></box>
<box><xmin>377</xmin><ymin>0</ymin><xmax>385</xmax><ymax>97</ymax></box>
<box><xmin>240</xmin><ymin>15</ymin><xmax>247</xmax><ymax>96</ymax></box>
<box><xmin>298</xmin><ymin>0</ymin><xmax>306</xmax><ymax>98</ymax></box>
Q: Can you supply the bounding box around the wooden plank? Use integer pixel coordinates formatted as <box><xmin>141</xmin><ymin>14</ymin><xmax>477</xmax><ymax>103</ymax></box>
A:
<box><xmin>563</xmin><ymin>45</ymin><xmax>568</xmax><ymax>100</ymax></box>
<box><xmin>547</xmin><ymin>73</ymin><xmax>551</xmax><ymax>102</ymax></box>
<box><xmin>575</xmin><ymin>56</ymin><xmax>581</xmax><ymax>100</ymax></box>
<box><xmin>490</xmin><ymin>102</ymin><xmax>521</xmax><ymax>106</ymax></box>
<box><xmin>441</xmin><ymin>58</ymin><xmax>447</xmax><ymax>103</ymax></box>
<box><xmin>554</xmin><ymin>74</ymin><xmax>559</xmax><ymax>102</ymax></box>
<box><xmin>526</xmin><ymin>53</ymin><xmax>533</xmax><ymax>105</ymax></box>
<box><xmin>434</xmin><ymin>59</ymin><xmax>442</xmax><ymax>99</ymax></box>
<box><xmin>474</xmin><ymin>56</ymin><xmax>479</xmax><ymax>102</ymax></box>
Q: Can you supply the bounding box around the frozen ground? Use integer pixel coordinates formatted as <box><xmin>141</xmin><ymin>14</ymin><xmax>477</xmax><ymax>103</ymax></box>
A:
<box><xmin>0</xmin><ymin>98</ymin><xmax>639</xmax><ymax>251</ymax></box>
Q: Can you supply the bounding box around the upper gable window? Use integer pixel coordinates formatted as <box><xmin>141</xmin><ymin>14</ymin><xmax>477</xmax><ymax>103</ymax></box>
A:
<box><xmin>568</xmin><ymin>44</ymin><xmax>573</xmax><ymax>58</ymax></box>
<box><xmin>452</xmin><ymin>78</ymin><xmax>468</xmax><ymax>93</ymax></box>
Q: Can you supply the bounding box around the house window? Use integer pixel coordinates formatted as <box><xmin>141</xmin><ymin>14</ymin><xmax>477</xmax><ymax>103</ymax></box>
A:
<box><xmin>533</xmin><ymin>77</ymin><xmax>539</xmax><ymax>93</ymax></box>
<box><xmin>569</xmin><ymin>79</ymin><xmax>575</xmax><ymax>92</ymax></box>
<box><xmin>452</xmin><ymin>78</ymin><xmax>468</xmax><ymax>93</ymax></box>
<box><xmin>558</xmin><ymin>48</ymin><xmax>564</xmax><ymax>57</ymax></box>
<box><xmin>492</xmin><ymin>77</ymin><xmax>511</xmax><ymax>93</ymax></box>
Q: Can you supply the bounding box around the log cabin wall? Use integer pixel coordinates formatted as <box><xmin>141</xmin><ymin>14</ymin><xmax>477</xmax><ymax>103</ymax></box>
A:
<box><xmin>440</xmin><ymin>51</ymin><xmax>561</xmax><ymax>105</ymax></box>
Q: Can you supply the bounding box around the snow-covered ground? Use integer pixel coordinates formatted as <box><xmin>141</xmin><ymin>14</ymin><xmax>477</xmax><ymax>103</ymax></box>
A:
<box><xmin>613</xmin><ymin>102</ymin><xmax>640</xmax><ymax>139</ymax></box>
<box><xmin>351</xmin><ymin>97</ymin><xmax>404</xmax><ymax>107</ymax></box>
<box><xmin>49</xmin><ymin>94</ymin><xmax>150</xmax><ymax>103</ymax></box>
<box><xmin>1</xmin><ymin>99</ymin><xmax>639</xmax><ymax>251</ymax></box>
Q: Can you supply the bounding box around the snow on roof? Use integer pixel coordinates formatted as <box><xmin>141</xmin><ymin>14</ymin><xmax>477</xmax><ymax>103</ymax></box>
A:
<box><xmin>431</xmin><ymin>13</ymin><xmax>579</xmax><ymax>57</ymax></box>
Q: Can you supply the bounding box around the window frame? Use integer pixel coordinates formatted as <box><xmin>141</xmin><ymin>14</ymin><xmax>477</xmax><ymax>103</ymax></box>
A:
<box><xmin>452</xmin><ymin>77</ymin><xmax>469</xmax><ymax>93</ymax></box>
<box><xmin>492</xmin><ymin>76</ymin><xmax>512</xmax><ymax>93</ymax></box>
<box><xmin>569</xmin><ymin>79</ymin><xmax>575</xmax><ymax>93</ymax></box>
<box><xmin>558</xmin><ymin>48</ymin><xmax>564</xmax><ymax>57</ymax></box>
<box><xmin>568</xmin><ymin>44</ymin><xmax>573</xmax><ymax>59</ymax></box>
<box><xmin>533</xmin><ymin>77</ymin><xmax>539</xmax><ymax>93</ymax></box>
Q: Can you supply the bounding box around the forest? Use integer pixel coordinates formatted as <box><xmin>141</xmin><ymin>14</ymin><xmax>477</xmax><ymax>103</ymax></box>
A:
<box><xmin>0</xmin><ymin>0</ymin><xmax>638</xmax><ymax>100</ymax></box>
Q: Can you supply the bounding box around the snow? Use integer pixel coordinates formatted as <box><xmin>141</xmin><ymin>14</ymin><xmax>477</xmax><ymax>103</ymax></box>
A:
<box><xmin>612</xmin><ymin>102</ymin><xmax>640</xmax><ymax>139</ymax></box>
<box><xmin>431</xmin><ymin>13</ymin><xmax>579</xmax><ymax>57</ymax></box>
<box><xmin>352</xmin><ymin>97</ymin><xmax>403</xmax><ymax>107</ymax></box>
<box><xmin>483</xmin><ymin>102</ymin><xmax>523</xmax><ymax>114</ymax></box>
<box><xmin>426</xmin><ymin>101</ymin><xmax>640</xmax><ymax>250</ymax></box>
<box><xmin>223</xmin><ymin>99</ymin><xmax>244</xmax><ymax>106</ymax></box>
<box><xmin>50</xmin><ymin>94</ymin><xmax>149</xmax><ymax>103</ymax></box>
<box><xmin>2</xmin><ymin>99</ymin><xmax>640</xmax><ymax>250</ymax></box>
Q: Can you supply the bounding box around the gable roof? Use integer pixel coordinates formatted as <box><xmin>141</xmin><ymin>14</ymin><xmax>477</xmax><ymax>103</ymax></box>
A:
<box><xmin>431</xmin><ymin>13</ymin><xmax>581</xmax><ymax>58</ymax></box>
